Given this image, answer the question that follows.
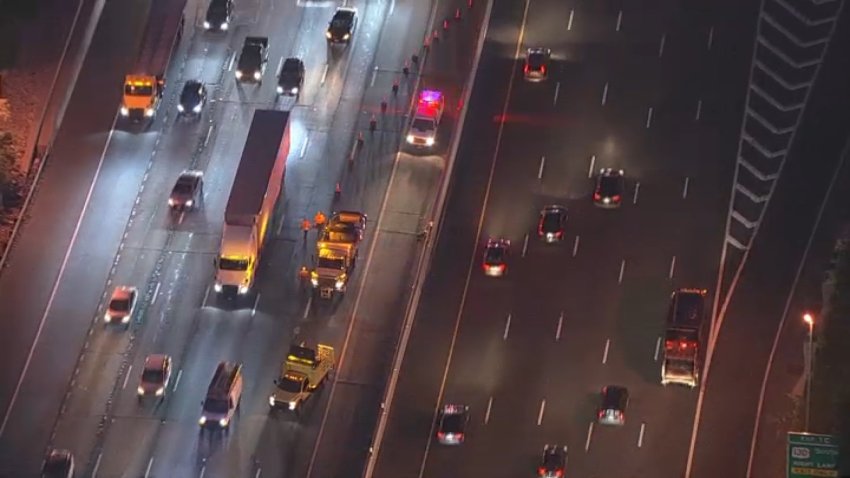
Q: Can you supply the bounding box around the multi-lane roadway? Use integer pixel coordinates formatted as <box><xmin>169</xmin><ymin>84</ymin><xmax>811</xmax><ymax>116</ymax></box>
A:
<box><xmin>0</xmin><ymin>0</ymin><xmax>470</xmax><ymax>475</ymax></box>
<box><xmin>372</xmin><ymin>0</ymin><xmax>767</xmax><ymax>476</ymax></box>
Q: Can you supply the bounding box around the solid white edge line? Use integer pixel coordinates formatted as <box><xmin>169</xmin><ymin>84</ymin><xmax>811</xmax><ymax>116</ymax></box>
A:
<box><xmin>416</xmin><ymin>1</ymin><xmax>530</xmax><ymax>476</ymax></box>
<box><xmin>0</xmin><ymin>115</ymin><xmax>117</xmax><ymax>438</ymax></box>
<box><xmin>122</xmin><ymin>364</ymin><xmax>133</xmax><ymax>390</ymax></box>
<box><xmin>174</xmin><ymin>369</ymin><xmax>183</xmax><ymax>392</ymax></box>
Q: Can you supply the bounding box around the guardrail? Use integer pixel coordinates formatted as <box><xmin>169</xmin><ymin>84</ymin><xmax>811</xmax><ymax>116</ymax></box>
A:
<box><xmin>362</xmin><ymin>0</ymin><xmax>494</xmax><ymax>475</ymax></box>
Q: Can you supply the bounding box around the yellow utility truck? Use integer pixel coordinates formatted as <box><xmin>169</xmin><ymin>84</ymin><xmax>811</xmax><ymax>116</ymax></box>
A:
<box><xmin>310</xmin><ymin>211</ymin><xmax>367</xmax><ymax>299</ymax></box>
<box><xmin>269</xmin><ymin>344</ymin><xmax>334</xmax><ymax>411</ymax></box>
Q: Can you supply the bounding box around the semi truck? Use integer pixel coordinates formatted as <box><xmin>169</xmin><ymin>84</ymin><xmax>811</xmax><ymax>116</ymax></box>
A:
<box><xmin>310</xmin><ymin>211</ymin><xmax>367</xmax><ymax>299</ymax></box>
<box><xmin>120</xmin><ymin>0</ymin><xmax>187</xmax><ymax>122</ymax></box>
<box><xmin>660</xmin><ymin>288</ymin><xmax>707</xmax><ymax>388</ymax></box>
<box><xmin>268</xmin><ymin>344</ymin><xmax>335</xmax><ymax>411</ymax></box>
<box><xmin>214</xmin><ymin>110</ymin><xmax>291</xmax><ymax>295</ymax></box>
<box><xmin>405</xmin><ymin>89</ymin><xmax>444</xmax><ymax>148</ymax></box>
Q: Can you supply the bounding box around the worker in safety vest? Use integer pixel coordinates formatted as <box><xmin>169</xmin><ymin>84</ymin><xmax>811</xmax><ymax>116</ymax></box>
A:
<box><xmin>314</xmin><ymin>211</ymin><xmax>327</xmax><ymax>231</ymax></box>
<box><xmin>301</xmin><ymin>218</ymin><xmax>311</xmax><ymax>240</ymax></box>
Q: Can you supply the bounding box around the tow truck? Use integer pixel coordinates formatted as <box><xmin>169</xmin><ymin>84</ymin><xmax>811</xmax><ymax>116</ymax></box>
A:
<box><xmin>269</xmin><ymin>344</ymin><xmax>334</xmax><ymax>411</ymax></box>
<box><xmin>406</xmin><ymin>89</ymin><xmax>444</xmax><ymax>148</ymax></box>
<box><xmin>310</xmin><ymin>211</ymin><xmax>367</xmax><ymax>299</ymax></box>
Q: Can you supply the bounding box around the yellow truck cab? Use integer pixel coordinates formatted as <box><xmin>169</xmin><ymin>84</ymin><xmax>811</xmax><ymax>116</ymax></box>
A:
<box><xmin>269</xmin><ymin>344</ymin><xmax>334</xmax><ymax>411</ymax></box>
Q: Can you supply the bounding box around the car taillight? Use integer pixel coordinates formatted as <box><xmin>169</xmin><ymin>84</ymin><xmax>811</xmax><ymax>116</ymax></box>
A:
<box><xmin>594</xmin><ymin>192</ymin><xmax>601</xmax><ymax>200</ymax></box>
<box><xmin>555</xmin><ymin>471</ymin><xmax>563</xmax><ymax>477</ymax></box>
<box><xmin>456</xmin><ymin>432</ymin><xmax>464</xmax><ymax>440</ymax></box>
<box><xmin>524</xmin><ymin>65</ymin><xmax>529</xmax><ymax>73</ymax></box>
<box><xmin>437</xmin><ymin>432</ymin><xmax>445</xmax><ymax>439</ymax></box>
<box><xmin>498</xmin><ymin>264</ymin><xmax>506</xmax><ymax>271</ymax></box>
<box><xmin>612</xmin><ymin>195</ymin><xmax>621</xmax><ymax>202</ymax></box>
<box><xmin>538</xmin><ymin>467</ymin><xmax>546</xmax><ymax>476</ymax></box>
<box><xmin>555</xmin><ymin>230</ymin><xmax>563</xmax><ymax>237</ymax></box>
<box><xmin>538</xmin><ymin>225</ymin><xmax>544</xmax><ymax>235</ymax></box>
<box><xmin>541</xmin><ymin>65</ymin><xmax>546</xmax><ymax>74</ymax></box>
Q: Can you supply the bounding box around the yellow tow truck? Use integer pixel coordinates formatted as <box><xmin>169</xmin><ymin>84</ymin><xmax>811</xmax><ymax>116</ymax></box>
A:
<box><xmin>268</xmin><ymin>343</ymin><xmax>334</xmax><ymax>411</ymax></box>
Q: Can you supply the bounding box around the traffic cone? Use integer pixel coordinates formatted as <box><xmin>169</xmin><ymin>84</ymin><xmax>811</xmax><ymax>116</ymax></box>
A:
<box><xmin>402</xmin><ymin>60</ymin><xmax>410</xmax><ymax>76</ymax></box>
<box><xmin>432</xmin><ymin>29</ymin><xmax>439</xmax><ymax>42</ymax></box>
<box><xmin>443</xmin><ymin>18</ymin><xmax>450</xmax><ymax>30</ymax></box>
<box><xmin>380</xmin><ymin>98</ymin><xmax>388</xmax><ymax>113</ymax></box>
<box><xmin>334</xmin><ymin>183</ymin><xmax>341</xmax><ymax>200</ymax></box>
<box><xmin>357</xmin><ymin>131</ymin><xmax>364</xmax><ymax>146</ymax></box>
<box><xmin>392</xmin><ymin>79</ymin><xmax>399</xmax><ymax>95</ymax></box>
<box><xmin>369</xmin><ymin>114</ymin><xmax>377</xmax><ymax>132</ymax></box>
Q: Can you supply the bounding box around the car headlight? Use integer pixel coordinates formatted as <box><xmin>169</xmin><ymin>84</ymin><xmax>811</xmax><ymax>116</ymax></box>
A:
<box><xmin>122</xmin><ymin>315</ymin><xmax>131</xmax><ymax>323</ymax></box>
<box><xmin>288</xmin><ymin>401</ymin><xmax>297</xmax><ymax>410</ymax></box>
<box><xmin>219</xmin><ymin>418</ymin><xmax>229</xmax><ymax>427</ymax></box>
<box><xmin>326</xmin><ymin>31</ymin><xmax>332</xmax><ymax>39</ymax></box>
<box><xmin>253</xmin><ymin>71</ymin><xmax>261</xmax><ymax>80</ymax></box>
<box><xmin>177</xmin><ymin>104</ymin><xmax>184</xmax><ymax>112</ymax></box>
<box><xmin>310</xmin><ymin>278</ymin><xmax>319</xmax><ymax>287</ymax></box>
<box><xmin>235</xmin><ymin>70</ymin><xmax>243</xmax><ymax>79</ymax></box>
<box><xmin>214</xmin><ymin>283</ymin><xmax>223</xmax><ymax>292</ymax></box>
<box><xmin>546</xmin><ymin>232</ymin><xmax>554</xmax><ymax>239</ymax></box>
<box><xmin>276</xmin><ymin>86</ymin><xmax>283</xmax><ymax>94</ymax></box>
<box><xmin>406</xmin><ymin>134</ymin><xmax>415</xmax><ymax>144</ymax></box>
<box><xmin>168</xmin><ymin>198</ymin><xmax>175</xmax><ymax>206</ymax></box>
<box><xmin>199</xmin><ymin>416</ymin><xmax>207</xmax><ymax>425</ymax></box>
<box><xmin>155</xmin><ymin>387</ymin><xmax>164</xmax><ymax>396</ymax></box>
<box><xmin>425</xmin><ymin>137</ymin><xmax>435</xmax><ymax>146</ymax></box>
<box><xmin>221</xmin><ymin>22</ymin><xmax>228</xmax><ymax>30</ymax></box>
<box><xmin>269</xmin><ymin>396</ymin><xmax>276</xmax><ymax>407</ymax></box>
<box><xmin>144</xmin><ymin>107</ymin><xmax>154</xmax><ymax>117</ymax></box>
<box><xmin>335</xmin><ymin>279</ymin><xmax>345</xmax><ymax>291</ymax></box>
<box><xmin>291</xmin><ymin>87</ymin><xmax>298</xmax><ymax>94</ymax></box>
<box><xmin>104</xmin><ymin>313</ymin><xmax>111</xmax><ymax>322</ymax></box>
<box><xmin>238</xmin><ymin>284</ymin><xmax>250</xmax><ymax>294</ymax></box>
<box><xmin>185</xmin><ymin>199</ymin><xmax>194</xmax><ymax>207</ymax></box>
<box><xmin>193</xmin><ymin>103</ymin><xmax>202</xmax><ymax>113</ymax></box>
<box><xmin>120</xmin><ymin>106</ymin><xmax>129</xmax><ymax>116</ymax></box>
<box><xmin>203</xmin><ymin>20</ymin><xmax>211</xmax><ymax>29</ymax></box>
<box><xmin>137</xmin><ymin>386</ymin><xmax>145</xmax><ymax>396</ymax></box>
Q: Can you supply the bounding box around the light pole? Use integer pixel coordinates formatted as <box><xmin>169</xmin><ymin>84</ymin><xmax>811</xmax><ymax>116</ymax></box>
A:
<box><xmin>803</xmin><ymin>312</ymin><xmax>814</xmax><ymax>431</ymax></box>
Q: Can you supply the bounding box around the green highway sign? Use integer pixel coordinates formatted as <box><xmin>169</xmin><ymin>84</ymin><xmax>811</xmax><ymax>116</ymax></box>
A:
<box><xmin>788</xmin><ymin>432</ymin><xmax>839</xmax><ymax>478</ymax></box>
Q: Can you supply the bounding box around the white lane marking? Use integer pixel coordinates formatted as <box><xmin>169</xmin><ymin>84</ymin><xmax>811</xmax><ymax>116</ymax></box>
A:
<box><xmin>567</xmin><ymin>9</ymin><xmax>574</xmax><ymax>30</ymax></box>
<box><xmin>588</xmin><ymin>155</ymin><xmax>596</xmax><ymax>178</ymax></box>
<box><xmin>556</xmin><ymin>312</ymin><xmax>564</xmax><ymax>341</ymax></box>
<box><xmin>669</xmin><ymin>255</ymin><xmax>677</xmax><ymax>279</ymax></box>
<box><xmin>695</xmin><ymin>99</ymin><xmax>702</xmax><ymax>121</ymax></box>
<box><xmin>151</xmin><ymin>282</ymin><xmax>161</xmax><ymax>305</ymax></box>
<box><xmin>201</xmin><ymin>285</ymin><xmax>211</xmax><ymax>308</ymax></box>
<box><xmin>227</xmin><ymin>52</ymin><xmax>236</xmax><ymax>71</ymax></box>
<box><xmin>503</xmin><ymin>313</ymin><xmax>512</xmax><ymax>340</ymax></box>
<box><xmin>370</xmin><ymin>66</ymin><xmax>378</xmax><ymax>87</ymax></box>
<box><xmin>199</xmin><ymin>465</ymin><xmax>206</xmax><ymax>478</ymax></box>
<box><xmin>618</xmin><ymin>260</ymin><xmax>626</xmax><ymax>284</ymax></box>
<box><xmin>654</xmin><ymin>336</ymin><xmax>662</xmax><ymax>361</ymax></box>
<box><xmin>585</xmin><ymin>422</ymin><xmax>594</xmax><ymax>451</ymax></box>
<box><xmin>484</xmin><ymin>396</ymin><xmax>493</xmax><ymax>424</ymax></box>
<box><xmin>638</xmin><ymin>423</ymin><xmax>646</xmax><ymax>447</ymax></box>
<box><xmin>538</xmin><ymin>156</ymin><xmax>546</xmax><ymax>179</ymax></box>
<box><xmin>537</xmin><ymin>399</ymin><xmax>546</xmax><ymax>425</ymax></box>
<box><xmin>633</xmin><ymin>182</ymin><xmax>640</xmax><ymax>204</ymax></box>
<box><xmin>204</xmin><ymin>124</ymin><xmax>214</xmax><ymax>148</ymax></box>
<box><xmin>553</xmin><ymin>82</ymin><xmax>560</xmax><ymax>105</ymax></box>
<box><xmin>0</xmin><ymin>117</ymin><xmax>116</xmax><ymax>438</ymax></box>
<box><xmin>145</xmin><ymin>458</ymin><xmax>154</xmax><ymax>478</ymax></box>
<box><xmin>615</xmin><ymin>10</ymin><xmax>623</xmax><ymax>31</ymax></box>
<box><xmin>414</xmin><ymin>2</ymin><xmax>527</xmax><ymax>476</ymax></box>
<box><xmin>276</xmin><ymin>57</ymin><xmax>284</xmax><ymax>77</ymax></box>
<box><xmin>602</xmin><ymin>338</ymin><xmax>611</xmax><ymax>364</ymax></box>
<box><xmin>122</xmin><ymin>365</ymin><xmax>133</xmax><ymax>390</ymax></box>
<box><xmin>522</xmin><ymin>233</ymin><xmax>529</xmax><ymax>257</ymax></box>
<box><xmin>658</xmin><ymin>34</ymin><xmax>667</xmax><ymax>58</ymax></box>
<box><xmin>682</xmin><ymin>177</ymin><xmax>690</xmax><ymax>199</ymax></box>
<box><xmin>300</xmin><ymin>135</ymin><xmax>310</xmax><ymax>158</ymax></box>
<box><xmin>320</xmin><ymin>63</ymin><xmax>329</xmax><ymax>85</ymax></box>
<box><xmin>645</xmin><ymin>107</ymin><xmax>653</xmax><ymax>128</ymax></box>
<box><xmin>255</xmin><ymin>468</ymin><xmax>262</xmax><ymax>478</ymax></box>
<box><xmin>707</xmin><ymin>26</ymin><xmax>714</xmax><ymax>50</ymax></box>
<box><xmin>303</xmin><ymin>296</ymin><xmax>313</xmax><ymax>320</ymax></box>
<box><xmin>389</xmin><ymin>0</ymin><xmax>395</xmax><ymax>15</ymax></box>
<box><xmin>92</xmin><ymin>453</ymin><xmax>103</xmax><ymax>478</ymax></box>
<box><xmin>601</xmin><ymin>82</ymin><xmax>609</xmax><ymax>106</ymax></box>
<box><xmin>174</xmin><ymin>369</ymin><xmax>183</xmax><ymax>392</ymax></box>
<box><xmin>572</xmin><ymin>235</ymin><xmax>580</xmax><ymax>257</ymax></box>
<box><xmin>251</xmin><ymin>293</ymin><xmax>261</xmax><ymax>317</ymax></box>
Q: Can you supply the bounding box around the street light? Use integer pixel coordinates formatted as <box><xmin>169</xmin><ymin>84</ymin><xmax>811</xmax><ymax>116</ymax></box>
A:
<box><xmin>803</xmin><ymin>312</ymin><xmax>815</xmax><ymax>431</ymax></box>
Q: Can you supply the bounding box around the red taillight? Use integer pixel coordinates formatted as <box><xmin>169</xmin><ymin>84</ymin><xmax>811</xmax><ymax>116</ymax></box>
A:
<box><xmin>538</xmin><ymin>467</ymin><xmax>545</xmax><ymax>476</ymax></box>
<box><xmin>555</xmin><ymin>471</ymin><xmax>563</xmax><ymax>477</ymax></box>
<box><xmin>540</xmin><ymin>65</ymin><xmax>546</xmax><ymax>74</ymax></box>
<box><xmin>555</xmin><ymin>230</ymin><xmax>563</xmax><ymax>237</ymax></box>
<box><xmin>593</xmin><ymin>192</ymin><xmax>601</xmax><ymax>200</ymax></box>
<box><xmin>524</xmin><ymin>64</ymin><xmax>529</xmax><ymax>73</ymax></box>
<box><xmin>538</xmin><ymin>224</ymin><xmax>544</xmax><ymax>235</ymax></box>
<box><xmin>498</xmin><ymin>264</ymin><xmax>506</xmax><ymax>271</ymax></box>
<box><xmin>612</xmin><ymin>194</ymin><xmax>621</xmax><ymax>202</ymax></box>
<box><xmin>456</xmin><ymin>432</ymin><xmax>464</xmax><ymax>440</ymax></box>
<box><xmin>437</xmin><ymin>432</ymin><xmax>445</xmax><ymax>439</ymax></box>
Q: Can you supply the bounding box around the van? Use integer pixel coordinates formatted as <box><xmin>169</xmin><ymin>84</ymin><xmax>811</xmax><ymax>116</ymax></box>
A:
<box><xmin>199</xmin><ymin>361</ymin><xmax>243</xmax><ymax>428</ymax></box>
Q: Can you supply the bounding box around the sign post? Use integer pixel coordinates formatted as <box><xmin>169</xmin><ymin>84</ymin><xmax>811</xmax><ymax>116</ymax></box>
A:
<box><xmin>788</xmin><ymin>432</ymin><xmax>839</xmax><ymax>478</ymax></box>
